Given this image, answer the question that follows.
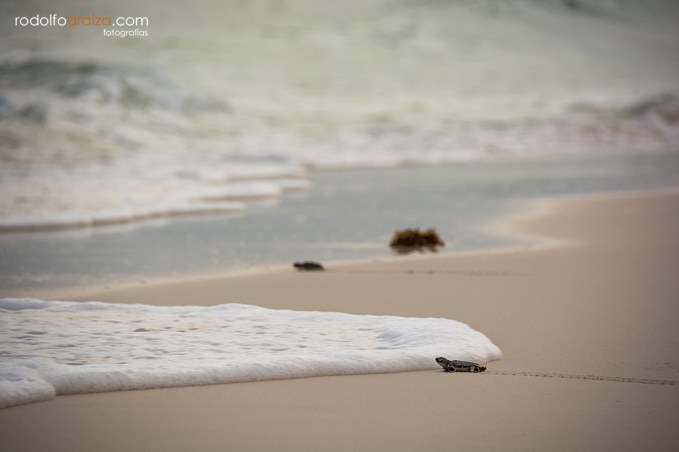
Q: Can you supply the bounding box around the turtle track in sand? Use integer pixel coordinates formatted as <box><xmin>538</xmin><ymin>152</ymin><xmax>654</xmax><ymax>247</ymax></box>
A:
<box><xmin>483</xmin><ymin>370</ymin><xmax>678</xmax><ymax>386</ymax></box>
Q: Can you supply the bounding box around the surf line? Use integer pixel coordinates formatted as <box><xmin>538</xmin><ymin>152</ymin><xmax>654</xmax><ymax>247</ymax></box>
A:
<box><xmin>483</xmin><ymin>370</ymin><xmax>678</xmax><ymax>386</ymax></box>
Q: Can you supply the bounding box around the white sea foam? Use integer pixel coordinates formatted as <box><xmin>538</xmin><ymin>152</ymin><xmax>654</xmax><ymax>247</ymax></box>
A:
<box><xmin>0</xmin><ymin>298</ymin><xmax>502</xmax><ymax>409</ymax></box>
<box><xmin>0</xmin><ymin>155</ymin><xmax>303</xmax><ymax>231</ymax></box>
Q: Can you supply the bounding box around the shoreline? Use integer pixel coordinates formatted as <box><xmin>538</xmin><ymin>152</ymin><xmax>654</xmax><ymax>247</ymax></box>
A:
<box><xmin>2</xmin><ymin>189</ymin><xmax>679</xmax><ymax>451</ymax></box>
<box><xmin>34</xmin><ymin>185</ymin><xmax>676</xmax><ymax>302</ymax></box>
<box><xmin>4</xmin><ymin>150</ymin><xmax>679</xmax><ymax>299</ymax></box>
<box><xmin>67</xmin><ymin>187</ymin><xmax>679</xmax><ymax>375</ymax></box>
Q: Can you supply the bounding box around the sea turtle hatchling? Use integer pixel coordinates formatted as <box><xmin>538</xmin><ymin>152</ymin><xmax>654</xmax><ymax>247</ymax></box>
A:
<box><xmin>435</xmin><ymin>357</ymin><xmax>486</xmax><ymax>373</ymax></box>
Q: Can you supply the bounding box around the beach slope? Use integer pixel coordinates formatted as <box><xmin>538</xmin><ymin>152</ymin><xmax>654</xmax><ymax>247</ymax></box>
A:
<box><xmin>2</xmin><ymin>191</ymin><xmax>679</xmax><ymax>451</ymax></box>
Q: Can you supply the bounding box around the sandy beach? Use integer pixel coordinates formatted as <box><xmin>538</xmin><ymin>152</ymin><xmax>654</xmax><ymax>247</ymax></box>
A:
<box><xmin>3</xmin><ymin>1</ymin><xmax>679</xmax><ymax>450</ymax></box>
<box><xmin>1</xmin><ymin>190</ymin><xmax>678</xmax><ymax>451</ymax></box>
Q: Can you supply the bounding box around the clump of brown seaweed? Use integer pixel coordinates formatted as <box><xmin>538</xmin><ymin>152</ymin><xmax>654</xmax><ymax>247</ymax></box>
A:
<box><xmin>389</xmin><ymin>228</ymin><xmax>445</xmax><ymax>253</ymax></box>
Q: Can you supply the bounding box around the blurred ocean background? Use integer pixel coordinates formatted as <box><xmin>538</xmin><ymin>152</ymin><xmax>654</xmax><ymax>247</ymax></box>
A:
<box><xmin>1</xmin><ymin>0</ymin><xmax>678</xmax><ymax>229</ymax></box>
<box><xmin>0</xmin><ymin>0</ymin><xmax>679</xmax><ymax>292</ymax></box>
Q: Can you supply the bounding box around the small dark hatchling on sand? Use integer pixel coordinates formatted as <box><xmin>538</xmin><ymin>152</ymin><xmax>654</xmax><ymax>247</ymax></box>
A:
<box><xmin>435</xmin><ymin>357</ymin><xmax>486</xmax><ymax>373</ymax></box>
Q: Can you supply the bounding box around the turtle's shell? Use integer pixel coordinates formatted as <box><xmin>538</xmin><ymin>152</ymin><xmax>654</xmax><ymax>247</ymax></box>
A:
<box><xmin>450</xmin><ymin>360</ymin><xmax>478</xmax><ymax>368</ymax></box>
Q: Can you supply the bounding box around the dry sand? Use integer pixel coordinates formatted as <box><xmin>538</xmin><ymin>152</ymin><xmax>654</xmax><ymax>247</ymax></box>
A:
<box><xmin>2</xmin><ymin>191</ymin><xmax>679</xmax><ymax>451</ymax></box>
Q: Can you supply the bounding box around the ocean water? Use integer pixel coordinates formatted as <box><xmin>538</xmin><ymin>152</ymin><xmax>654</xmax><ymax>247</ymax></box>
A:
<box><xmin>1</xmin><ymin>152</ymin><xmax>679</xmax><ymax>295</ymax></box>
<box><xmin>0</xmin><ymin>298</ymin><xmax>502</xmax><ymax>408</ymax></box>
<box><xmin>1</xmin><ymin>0</ymin><xmax>679</xmax><ymax>230</ymax></box>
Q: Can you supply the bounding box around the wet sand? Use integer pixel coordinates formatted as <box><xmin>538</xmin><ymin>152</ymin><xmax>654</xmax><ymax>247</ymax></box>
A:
<box><xmin>2</xmin><ymin>191</ymin><xmax>678</xmax><ymax>451</ymax></box>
